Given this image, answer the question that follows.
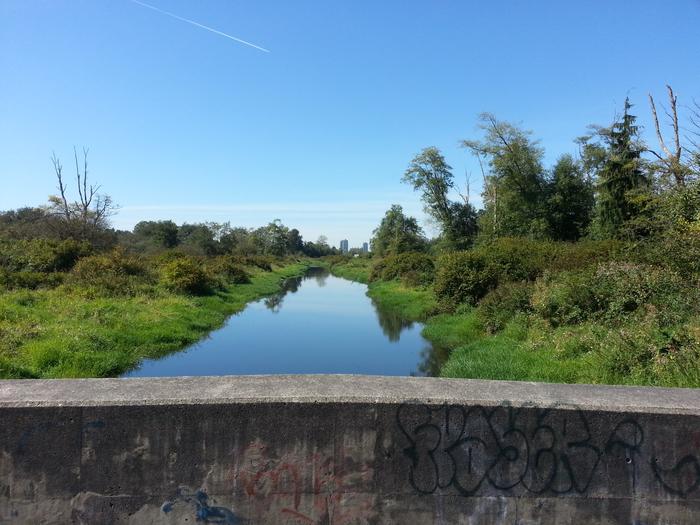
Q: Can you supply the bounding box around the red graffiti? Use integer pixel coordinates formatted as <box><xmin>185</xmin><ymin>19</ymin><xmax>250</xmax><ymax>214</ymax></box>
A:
<box><xmin>232</xmin><ymin>440</ymin><xmax>375</xmax><ymax>524</ymax></box>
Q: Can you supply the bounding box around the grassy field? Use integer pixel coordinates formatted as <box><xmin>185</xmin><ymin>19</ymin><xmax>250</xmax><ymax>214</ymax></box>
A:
<box><xmin>0</xmin><ymin>262</ymin><xmax>308</xmax><ymax>379</ymax></box>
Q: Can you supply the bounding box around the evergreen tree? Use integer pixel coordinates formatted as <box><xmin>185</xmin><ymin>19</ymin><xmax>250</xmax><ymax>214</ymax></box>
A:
<box><xmin>546</xmin><ymin>154</ymin><xmax>594</xmax><ymax>241</ymax></box>
<box><xmin>592</xmin><ymin>98</ymin><xmax>650</xmax><ymax>238</ymax></box>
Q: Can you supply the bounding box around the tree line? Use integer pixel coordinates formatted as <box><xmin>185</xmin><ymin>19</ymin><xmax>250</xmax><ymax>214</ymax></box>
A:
<box><xmin>0</xmin><ymin>146</ymin><xmax>337</xmax><ymax>259</ymax></box>
<box><xmin>372</xmin><ymin>87</ymin><xmax>700</xmax><ymax>256</ymax></box>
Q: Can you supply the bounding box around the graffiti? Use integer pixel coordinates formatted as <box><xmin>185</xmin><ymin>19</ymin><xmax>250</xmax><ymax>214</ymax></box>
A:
<box><xmin>397</xmin><ymin>402</ymin><xmax>700</xmax><ymax>497</ymax></box>
<box><xmin>162</xmin><ymin>488</ymin><xmax>241</xmax><ymax>524</ymax></box>
<box><xmin>231</xmin><ymin>440</ymin><xmax>375</xmax><ymax>524</ymax></box>
<box><xmin>651</xmin><ymin>455</ymin><xmax>700</xmax><ymax>496</ymax></box>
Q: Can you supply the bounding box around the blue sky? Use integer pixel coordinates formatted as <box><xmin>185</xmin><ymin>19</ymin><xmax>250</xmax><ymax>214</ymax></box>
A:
<box><xmin>1</xmin><ymin>0</ymin><xmax>699</xmax><ymax>248</ymax></box>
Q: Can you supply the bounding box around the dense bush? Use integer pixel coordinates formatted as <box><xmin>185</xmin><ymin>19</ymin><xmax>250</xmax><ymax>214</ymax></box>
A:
<box><xmin>0</xmin><ymin>270</ymin><xmax>64</xmax><ymax>290</ymax></box>
<box><xmin>434</xmin><ymin>250</ymin><xmax>498</xmax><ymax>306</ymax></box>
<box><xmin>0</xmin><ymin>238</ymin><xmax>91</xmax><ymax>273</ymax></box>
<box><xmin>69</xmin><ymin>250</ymin><xmax>151</xmax><ymax>295</ymax></box>
<box><xmin>531</xmin><ymin>262</ymin><xmax>694</xmax><ymax>328</ymax></box>
<box><xmin>229</xmin><ymin>255</ymin><xmax>274</xmax><ymax>272</ymax></box>
<box><xmin>530</xmin><ymin>269</ymin><xmax>599</xmax><ymax>327</ymax></box>
<box><xmin>593</xmin><ymin>262</ymin><xmax>691</xmax><ymax>325</ymax></box>
<box><xmin>547</xmin><ymin>239</ymin><xmax>626</xmax><ymax>271</ymax></box>
<box><xmin>632</xmin><ymin>231</ymin><xmax>700</xmax><ymax>277</ymax></box>
<box><xmin>159</xmin><ymin>256</ymin><xmax>215</xmax><ymax>295</ymax></box>
<box><xmin>434</xmin><ymin>238</ymin><xmax>551</xmax><ymax>305</ymax></box>
<box><xmin>206</xmin><ymin>256</ymin><xmax>251</xmax><ymax>285</ymax></box>
<box><xmin>477</xmin><ymin>281</ymin><xmax>533</xmax><ymax>334</ymax></box>
<box><xmin>434</xmin><ymin>238</ymin><xmax>625</xmax><ymax>307</ymax></box>
<box><xmin>370</xmin><ymin>252</ymin><xmax>434</xmax><ymax>286</ymax></box>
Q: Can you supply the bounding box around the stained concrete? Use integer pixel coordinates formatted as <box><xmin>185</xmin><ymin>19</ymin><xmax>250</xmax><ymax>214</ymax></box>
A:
<box><xmin>1</xmin><ymin>375</ymin><xmax>699</xmax><ymax>524</ymax></box>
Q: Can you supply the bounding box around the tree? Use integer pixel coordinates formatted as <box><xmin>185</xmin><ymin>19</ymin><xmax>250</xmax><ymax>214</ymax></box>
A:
<box><xmin>133</xmin><ymin>220</ymin><xmax>179</xmax><ymax>249</ymax></box>
<box><xmin>254</xmin><ymin>220</ymin><xmax>289</xmax><ymax>256</ymax></box>
<box><xmin>177</xmin><ymin>223</ymin><xmax>219</xmax><ymax>255</ymax></box>
<box><xmin>546</xmin><ymin>154</ymin><xmax>594</xmax><ymax>241</ymax></box>
<box><xmin>48</xmin><ymin>147</ymin><xmax>116</xmax><ymax>245</ymax></box>
<box><xmin>220</xmin><ymin>227</ymin><xmax>259</xmax><ymax>255</ymax></box>
<box><xmin>648</xmin><ymin>85</ymin><xmax>693</xmax><ymax>187</ymax></box>
<box><xmin>286</xmin><ymin>228</ymin><xmax>304</xmax><ymax>254</ymax></box>
<box><xmin>402</xmin><ymin>147</ymin><xmax>477</xmax><ymax>248</ymax></box>
<box><xmin>370</xmin><ymin>205</ymin><xmax>426</xmax><ymax>257</ymax></box>
<box><xmin>591</xmin><ymin>98</ymin><xmax>650</xmax><ymax>239</ymax></box>
<box><xmin>301</xmin><ymin>235</ymin><xmax>336</xmax><ymax>257</ymax></box>
<box><xmin>462</xmin><ymin>114</ymin><xmax>547</xmax><ymax>239</ymax></box>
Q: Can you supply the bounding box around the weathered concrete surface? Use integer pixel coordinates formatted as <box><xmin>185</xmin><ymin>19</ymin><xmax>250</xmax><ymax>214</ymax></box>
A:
<box><xmin>1</xmin><ymin>375</ymin><xmax>699</xmax><ymax>524</ymax></box>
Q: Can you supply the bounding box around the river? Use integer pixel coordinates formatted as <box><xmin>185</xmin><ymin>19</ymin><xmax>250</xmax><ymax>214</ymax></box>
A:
<box><xmin>124</xmin><ymin>267</ymin><xmax>444</xmax><ymax>377</ymax></box>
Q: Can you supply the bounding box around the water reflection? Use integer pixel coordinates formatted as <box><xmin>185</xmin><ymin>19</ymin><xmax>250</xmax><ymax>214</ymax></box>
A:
<box><xmin>368</xmin><ymin>290</ymin><xmax>448</xmax><ymax>376</ymax></box>
<box><xmin>263</xmin><ymin>267</ymin><xmax>324</xmax><ymax>312</ymax></box>
<box><xmin>125</xmin><ymin>267</ymin><xmax>449</xmax><ymax>377</ymax></box>
<box><xmin>417</xmin><ymin>342</ymin><xmax>450</xmax><ymax>377</ymax></box>
<box><xmin>370</xmin><ymin>300</ymin><xmax>415</xmax><ymax>342</ymax></box>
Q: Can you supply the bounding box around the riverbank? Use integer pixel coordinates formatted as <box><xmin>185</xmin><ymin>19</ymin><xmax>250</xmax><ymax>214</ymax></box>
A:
<box><xmin>325</xmin><ymin>255</ymin><xmax>700</xmax><ymax>387</ymax></box>
<box><xmin>0</xmin><ymin>261</ymin><xmax>309</xmax><ymax>379</ymax></box>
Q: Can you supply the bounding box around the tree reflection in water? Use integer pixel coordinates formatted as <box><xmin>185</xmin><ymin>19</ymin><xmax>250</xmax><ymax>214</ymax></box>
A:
<box><xmin>369</xmin><ymin>293</ymin><xmax>448</xmax><ymax>377</ymax></box>
<box><xmin>263</xmin><ymin>266</ymin><xmax>448</xmax><ymax>376</ymax></box>
<box><xmin>263</xmin><ymin>267</ymin><xmax>327</xmax><ymax>312</ymax></box>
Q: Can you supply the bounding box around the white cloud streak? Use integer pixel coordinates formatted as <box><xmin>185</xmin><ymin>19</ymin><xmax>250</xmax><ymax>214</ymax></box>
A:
<box><xmin>128</xmin><ymin>0</ymin><xmax>270</xmax><ymax>53</ymax></box>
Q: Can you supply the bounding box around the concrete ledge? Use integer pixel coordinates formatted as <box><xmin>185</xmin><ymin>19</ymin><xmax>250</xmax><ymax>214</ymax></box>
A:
<box><xmin>1</xmin><ymin>374</ymin><xmax>699</xmax><ymax>413</ymax></box>
<box><xmin>1</xmin><ymin>375</ymin><xmax>699</xmax><ymax>524</ymax></box>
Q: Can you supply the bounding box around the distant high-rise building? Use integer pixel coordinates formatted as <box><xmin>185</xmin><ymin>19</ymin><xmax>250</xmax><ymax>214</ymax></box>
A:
<box><xmin>362</xmin><ymin>242</ymin><xmax>369</xmax><ymax>253</ymax></box>
<box><xmin>340</xmin><ymin>239</ymin><xmax>349</xmax><ymax>253</ymax></box>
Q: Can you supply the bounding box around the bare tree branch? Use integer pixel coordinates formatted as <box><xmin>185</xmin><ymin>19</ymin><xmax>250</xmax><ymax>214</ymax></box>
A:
<box><xmin>50</xmin><ymin>152</ymin><xmax>71</xmax><ymax>220</ymax></box>
<box><xmin>648</xmin><ymin>85</ymin><xmax>688</xmax><ymax>186</ymax></box>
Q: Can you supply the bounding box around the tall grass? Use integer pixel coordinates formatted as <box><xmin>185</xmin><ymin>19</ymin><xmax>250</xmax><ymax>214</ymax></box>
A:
<box><xmin>0</xmin><ymin>262</ymin><xmax>308</xmax><ymax>378</ymax></box>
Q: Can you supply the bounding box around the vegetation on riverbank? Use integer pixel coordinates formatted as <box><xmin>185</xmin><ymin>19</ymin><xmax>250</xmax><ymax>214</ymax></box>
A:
<box><xmin>1</xmin><ymin>157</ymin><xmax>335</xmax><ymax>379</ymax></box>
<box><xmin>323</xmin><ymin>89</ymin><xmax>700</xmax><ymax>388</ymax></box>
<box><xmin>0</xmin><ymin>255</ymin><xmax>308</xmax><ymax>379</ymax></box>
<box><xmin>326</xmin><ymin>234</ymin><xmax>700</xmax><ymax>388</ymax></box>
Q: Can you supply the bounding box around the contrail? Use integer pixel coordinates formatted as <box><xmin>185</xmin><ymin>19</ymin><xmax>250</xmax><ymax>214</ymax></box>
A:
<box><xmin>128</xmin><ymin>0</ymin><xmax>270</xmax><ymax>53</ymax></box>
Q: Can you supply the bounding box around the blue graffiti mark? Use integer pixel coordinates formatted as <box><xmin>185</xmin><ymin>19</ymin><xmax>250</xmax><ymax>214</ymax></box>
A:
<box><xmin>161</xmin><ymin>488</ymin><xmax>242</xmax><ymax>524</ymax></box>
<box><xmin>83</xmin><ymin>420</ymin><xmax>106</xmax><ymax>431</ymax></box>
<box><xmin>15</xmin><ymin>422</ymin><xmax>53</xmax><ymax>454</ymax></box>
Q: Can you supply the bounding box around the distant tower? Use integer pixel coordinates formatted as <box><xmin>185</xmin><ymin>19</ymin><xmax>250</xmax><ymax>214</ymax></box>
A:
<box><xmin>362</xmin><ymin>242</ymin><xmax>369</xmax><ymax>253</ymax></box>
<box><xmin>340</xmin><ymin>239</ymin><xmax>349</xmax><ymax>253</ymax></box>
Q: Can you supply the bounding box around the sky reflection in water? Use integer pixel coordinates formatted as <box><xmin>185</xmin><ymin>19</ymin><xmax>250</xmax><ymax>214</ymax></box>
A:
<box><xmin>126</xmin><ymin>267</ymin><xmax>444</xmax><ymax>377</ymax></box>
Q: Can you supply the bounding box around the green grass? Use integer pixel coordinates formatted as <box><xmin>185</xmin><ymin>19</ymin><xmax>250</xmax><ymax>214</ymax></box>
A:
<box><xmin>367</xmin><ymin>281</ymin><xmax>438</xmax><ymax>320</ymax></box>
<box><xmin>330</xmin><ymin>257</ymin><xmax>700</xmax><ymax>387</ymax></box>
<box><xmin>325</xmin><ymin>257</ymin><xmax>372</xmax><ymax>283</ymax></box>
<box><xmin>437</xmin><ymin>313</ymin><xmax>582</xmax><ymax>383</ymax></box>
<box><xmin>0</xmin><ymin>262</ymin><xmax>309</xmax><ymax>378</ymax></box>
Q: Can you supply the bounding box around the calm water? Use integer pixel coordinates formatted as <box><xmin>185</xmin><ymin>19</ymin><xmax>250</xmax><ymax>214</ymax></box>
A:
<box><xmin>125</xmin><ymin>267</ymin><xmax>446</xmax><ymax>377</ymax></box>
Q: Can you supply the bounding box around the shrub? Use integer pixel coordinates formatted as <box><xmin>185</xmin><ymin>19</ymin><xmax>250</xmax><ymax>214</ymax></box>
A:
<box><xmin>531</xmin><ymin>262</ymin><xmax>695</xmax><ymax>328</ymax></box>
<box><xmin>0</xmin><ymin>270</ymin><xmax>64</xmax><ymax>290</ymax></box>
<box><xmin>69</xmin><ymin>250</ymin><xmax>151</xmax><ymax>295</ymax></box>
<box><xmin>229</xmin><ymin>255</ymin><xmax>274</xmax><ymax>272</ymax></box>
<box><xmin>207</xmin><ymin>257</ymin><xmax>251</xmax><ymax>285</ymax></box>
<box><xmin>434</xmin><ymin>251</ymin><xmax>498</xmax><ymax>306</ymax></box>
<box><xmin>593</xmin><ymin>262</ymin><xmax>691</xmax><ymax>325</ymax></box>
<box><xmin>370</xmin><ymin>252</ymin><xmax>434</xmax><ymax>286</ymax></box>
<box><xmin>159</xmin><ymin>256</ymin><xmax>215</xmax><ymax>295</ymax></box>
<box><xmin>434</xmin><ymin>238</ymin><xmax>564</xmax><ymax>306</ymax></box>
<box><xmin>547</xmin><ymin>239</ymin><xmax>626</xmax><ymax>272</ymax></box>
<box><xmin>478</xmin><ymin>281</ymin><xmax>533</xmax><ymax>334</ymax></box>
<box><xmin>632</xmin><ymin>231</ymin><xmax>700</xmax><ymax>277</ymax></box>
<box><xmin>530</xmin><ymin>269</ymin><xmax>599</xmax><ymax>327</ymax></box>
<box><xmin>0</xmin><ymin>238</ymin><xmax>91</xmax><ymax>273</ymax></box>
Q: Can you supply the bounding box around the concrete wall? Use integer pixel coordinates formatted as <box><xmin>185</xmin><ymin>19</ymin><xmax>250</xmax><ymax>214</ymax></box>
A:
<box><xmin>1</xmin><ymin>375</ymin><xmax>699</xmax><ymax>524</ymax></box>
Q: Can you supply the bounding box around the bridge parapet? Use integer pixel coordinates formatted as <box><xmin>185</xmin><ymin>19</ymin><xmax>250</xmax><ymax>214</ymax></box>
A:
<box><xmin>1</xmin><ymin>375</ymin><xmax>699</xmax><ymax>524</ymax></box>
